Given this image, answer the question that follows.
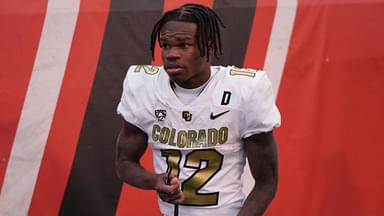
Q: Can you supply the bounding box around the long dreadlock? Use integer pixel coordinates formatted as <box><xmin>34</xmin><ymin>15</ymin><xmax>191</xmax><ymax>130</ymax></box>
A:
<box><xmin>150</xmin><ymin>3</ymin><xmax>226</xmax><ymax>61</ymax></box>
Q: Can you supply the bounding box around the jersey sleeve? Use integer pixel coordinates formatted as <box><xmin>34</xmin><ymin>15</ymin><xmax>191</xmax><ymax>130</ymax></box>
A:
<box><xmin>116</xmin><ymin>65</ymin><xmax>147</xmax><ymax>131</ymax></box>
<box><xmin>239</xmin><ymin>71</ymin><xmax>281</xmax><ymax>138</ymax></box>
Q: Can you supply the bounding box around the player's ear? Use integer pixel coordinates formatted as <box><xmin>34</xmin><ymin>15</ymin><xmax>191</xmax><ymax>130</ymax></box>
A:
<box><xmin>207</xmin><ymin>40</ymin><xmax>213</xmax><ymax>52</ymax></box>
<box><xmin>205</xmin><ymin>40</ymin><xmax>214</xmax><ymax>62</ymax></box>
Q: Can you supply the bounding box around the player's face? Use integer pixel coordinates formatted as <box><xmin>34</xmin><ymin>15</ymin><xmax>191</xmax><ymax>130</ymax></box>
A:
<box><xmin>160</xmin><ymin>21</ymin><xmax>211</xmax><ymax>89</ymax></box>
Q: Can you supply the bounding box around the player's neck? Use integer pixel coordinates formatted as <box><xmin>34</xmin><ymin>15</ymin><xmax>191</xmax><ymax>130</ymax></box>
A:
<box><xmin>171</xmin><ymin>70</ymin><xmax>212</xmax><ymax>105</ymax></box>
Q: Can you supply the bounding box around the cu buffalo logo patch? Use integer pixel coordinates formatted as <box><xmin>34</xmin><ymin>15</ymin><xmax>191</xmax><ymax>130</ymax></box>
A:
<box><xmin>182</xmin><ymin>111</ymin><xmax>192</xmax><ymax>122</ymax></box>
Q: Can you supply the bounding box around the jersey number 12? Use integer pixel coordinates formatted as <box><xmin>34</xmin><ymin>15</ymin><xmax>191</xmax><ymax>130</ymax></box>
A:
<box><xmin>161</xmin><ymin>149</ymin><xmax>224</xmax><ymax>206</ymax></box>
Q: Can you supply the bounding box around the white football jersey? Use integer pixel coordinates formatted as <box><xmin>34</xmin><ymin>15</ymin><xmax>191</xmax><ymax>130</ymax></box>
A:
<box><xmin>117</xmin><ymin>65</ymin><xmax>281</xmax><ymax>216</ymax></box>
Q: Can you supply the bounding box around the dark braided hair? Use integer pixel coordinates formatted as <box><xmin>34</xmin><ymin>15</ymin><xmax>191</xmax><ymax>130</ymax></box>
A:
<box><xmin>150</xmin><ymin>3</ymin><xmax>226</xmax><ymax>61</ymax></box>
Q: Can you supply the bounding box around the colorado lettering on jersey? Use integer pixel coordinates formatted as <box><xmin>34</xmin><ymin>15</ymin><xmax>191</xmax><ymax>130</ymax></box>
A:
<box><xmin>152</xmin><ymin>124</ymin><xmax>228</xmax><ymax>148</ymax></box>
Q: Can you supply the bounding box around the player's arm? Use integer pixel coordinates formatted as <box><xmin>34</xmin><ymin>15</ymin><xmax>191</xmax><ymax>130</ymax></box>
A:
<box><xmin>238</xmin><ymin>131</ymin><xmax>278</xmax><ymax>216</ymax></box>
<box><xmin>115</xmin><ymin>119</ymin><xmax>184</xmax><ymax>203</ymax></box>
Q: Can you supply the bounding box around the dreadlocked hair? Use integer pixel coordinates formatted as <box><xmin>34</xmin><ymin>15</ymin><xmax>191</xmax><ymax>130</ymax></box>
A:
<box><xmin>150</xmin><ymin>3</ymin><xmax>226</xmax><ymax>61</ymax></box>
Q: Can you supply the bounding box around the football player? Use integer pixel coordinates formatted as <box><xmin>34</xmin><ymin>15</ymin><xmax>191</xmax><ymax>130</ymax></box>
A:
<box><xmin>116</xmin><ymin>3</ymin><xmax>281</xmax><ymax>216</ymax></box>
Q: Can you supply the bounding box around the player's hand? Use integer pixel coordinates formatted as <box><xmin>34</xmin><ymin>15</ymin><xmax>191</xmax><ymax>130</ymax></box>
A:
<box><xmin>154</xmin><ymin>174</ymin><xmax>184</xmax><ymax>204</ymax></box>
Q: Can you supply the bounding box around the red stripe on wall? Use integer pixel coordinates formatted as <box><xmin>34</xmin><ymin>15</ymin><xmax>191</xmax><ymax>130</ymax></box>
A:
<box><xmin>0</xmin><ymin>0</ymin><xmax>47</xmax><ymax>190</ymax></box>
<box><xmin>27</xmin><ymin>0</ymin><xmax>111</xmax><ymax>215</ymax></box>
<box><xmin>270</xmin><ymin>1</ymin><xmax>384</xmax><ymax>216</ymax></box>
<box><xmin>243</xmin><ymin>0</ymin><xmax>277</xmax><ymax>69</ymax></box>
<box><xmin>116</xmin><ymin>1</ymin><xmax>214</xmax><ymax>215</ymax></box>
